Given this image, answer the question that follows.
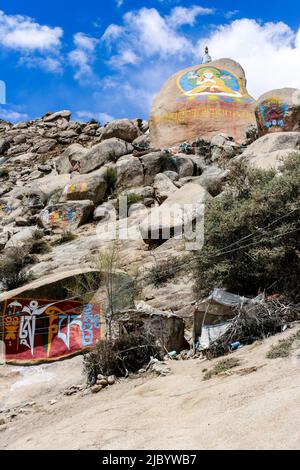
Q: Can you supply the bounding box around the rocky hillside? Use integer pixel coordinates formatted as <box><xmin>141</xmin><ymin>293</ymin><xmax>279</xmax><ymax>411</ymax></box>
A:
<box><xmin>0</xmin><ymin>109</ymin><xmax>300</xmax><ymax>314</ymax></box>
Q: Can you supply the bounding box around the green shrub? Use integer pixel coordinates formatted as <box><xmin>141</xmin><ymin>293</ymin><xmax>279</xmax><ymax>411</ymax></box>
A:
<box><xmin>116</xmin><ymin>192</ymin><xmax>142</xmax><ymax>214</ymax></box>
<box><xmin>53</xmin><ymin>230</ymin><xmax>77</xmax><ymax>245</ymax></box>
<box><xmin>104</xmin><ymin>168</ymin><xmax>117</xmax><ymax>193</ymax></box>
<box><xmin>30</xmin><ymin>239</ymin><xmax>51</xmax><ymax>254</ymax></box>
<box><xmin>145</xmin><ymin>255</ymin><xmax>189</xmax><ymax>287</ymax></box>
<box><xmin>31</xmin><ymin>229</ymin><xmax>44</xmax><ymax>241</ymax></box>
<box><xmin>194</xmin><ymin>154</ymin><xmax>300</xmax><ymax>301</ymax></box>
<box><xmin>266</xmin><ymin>330</ymin><xmax>300</xmax><ymax>359</ymax></box>
<box><xmin>0</xmin><ymin>168</ymin><xmax>9</xmax><ymax>179</ymax></box>
<box><xmin>203</xmin><ymin>357</ymin><xmax>240</xmax><ymax>380</ymax></box>
<box><xmin>0</xmin><ymin>246</ymin><xmax>33</xmax><ymax>290</ymax></box>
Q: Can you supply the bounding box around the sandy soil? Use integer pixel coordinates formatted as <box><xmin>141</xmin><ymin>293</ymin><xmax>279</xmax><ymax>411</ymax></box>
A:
<box><xmin>0</xmin><ymin>326</ymin><xmax>300</xmax><ymax>450</ymax></box>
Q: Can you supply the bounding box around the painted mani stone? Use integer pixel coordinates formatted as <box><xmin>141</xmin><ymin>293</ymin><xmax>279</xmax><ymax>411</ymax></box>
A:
<box><xmin>258</xmin><ymin>97</ymin><xmax>289</xmax><ymax>131</ymax></box>
<box><xmin>38</xmin><ymin>201</ymin><xmax>94</xmax><ymax>229</ymax></box>
<box><xmin>177</xmin><ymin>66</ymin><xmax>253</xmax><ymax>104</ymax></box>
<box><xmin>2</xmin><ymin>298</ymin><xmax>104</xmax><ymax>364</ymax></box>
<box><xmin>255</xmin><ymin>88</ymin><xmax>300</xmax><ymax>137</ymax></box>
<box><xmin>149</xmin><ymin>59</ymin><xmax>256</xmax><ymax>147</ymax></box>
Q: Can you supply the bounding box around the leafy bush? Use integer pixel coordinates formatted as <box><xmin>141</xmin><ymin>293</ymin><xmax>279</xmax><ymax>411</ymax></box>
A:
<box><xmin>116</xmin><ymin>192</ymin><xmax>142</xmax><ymax>214</ymax></box>
<box><xmin>145</xmin><ymin>255</ymin><xmax>189</xmax><ymax>287</ymax></box>
<box><xmin>0</xmin><ymin>246</ymin><xmax>33</xmax><ymax>290</ymax></box>
<box><xmin>104</xmin><ymin>168</ymin><xmax>117</xmax><ymax>193</ymax></box>
<box><xmin>0</xmin><ymin>168</ymin><xmax>9</xmax><ymax>179</ymax></box>
<box><xmin>83</xmin><ymin>329</ymin><xmax>163</xmax><ymax>384</ymax></box>
<box><xmin>194</xmin><ymin>154</ymin><xmax>300</xmax><ymax>301</ymax></box>
<box><xmin>53</xmin><ymin>230</ymin><xmax>77</xmax><ymax>245</ymax></box>
<box><xmin>30</xmin><ymin>239</ymin><xmax>51</xmax><ymax>254</ymax></box>
<box><xmin>31</xmin><ymin>229</ymin><xmax>44</xmax><ymax>241</ymax></box>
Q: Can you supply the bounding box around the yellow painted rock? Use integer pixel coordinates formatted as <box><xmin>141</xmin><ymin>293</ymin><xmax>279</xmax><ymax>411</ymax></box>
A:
<box><xmin>150</xmin><ymin>58</ymin><xmax>256</xmax><ymax>147</ymax></box>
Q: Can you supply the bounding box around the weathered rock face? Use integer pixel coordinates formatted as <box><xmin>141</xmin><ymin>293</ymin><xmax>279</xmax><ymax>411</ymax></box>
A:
<box><xmin>60</xmin><ymin>173</ymin><xmax>107</xmax><ymax>205</ymax></box>
<box><xmin>116</xmin><ymin>155</ymin><xmax>144</xmax><ymax>188</ymax></box>
<box><xmin>100</xmin><ymin>119</ymin><xmax>141</xmax><ymax>143</ymax></box>
<box><xmin>55</xmin><ymin>143</ymin><xmax>88</xmax><ymax>174</ymax></box>
<box><xmin>153</xmin><ymin>173</ymin><xmax>177</xmax><ymax>203</ymax></box>
<box><xmin>150</xmin><ymin>58</ymin><xmax>256</xmax><ymax>147</ymax></box>
<box><xmin>255</xmin><ymin>88</ymin><xmax>300</xmax><ymax>137</ymax></box>
<box><xmin>241</xmin><ymin>132</ymin><xmax>300</xmax><ymax>170</ymax></box>
<box><xmin>78</xmin><ymin>138</ymin><xmax>133</xmax><ymax>174</ymax></box>
<box><xmin>38</xmin><ymin>200</ymin><xmax>94</xmax><ymax>229</ymax></box>
<box><xmin>139</xmin><ymin>183</ymin><xmax>210</xmax><ymax>245</ymax></box>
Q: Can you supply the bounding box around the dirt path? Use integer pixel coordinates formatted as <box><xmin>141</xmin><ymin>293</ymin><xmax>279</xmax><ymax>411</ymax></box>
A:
<box><xmin>1</xmin><ymin>327</ymin><xmax>300</xmax><ymax>450</ymax></box>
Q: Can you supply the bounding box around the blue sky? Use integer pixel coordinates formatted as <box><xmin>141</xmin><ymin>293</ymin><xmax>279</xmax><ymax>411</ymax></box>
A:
<box><xmin>0</xmin><ymin>0</ymin><xmax>300</xmax><ymax>123</ymax></box>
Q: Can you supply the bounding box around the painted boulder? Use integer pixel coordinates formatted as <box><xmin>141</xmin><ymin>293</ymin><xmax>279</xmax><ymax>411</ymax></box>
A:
<box><xmin>38</xmin><ymin>200</ymin><xmax>94</xmax><ymax>229</ymax></box>
<box><xmin>60</xmin><ymin>173</ymin><xmax>107</xmax><ymax>205</ymax></box>
<box><xmin>255</xmin><ymin>88</ymin><xmax>300</xmax><ymax>137</ymax></box>
<box><xmin>150</xmin><ymin>58</ymin><xmax>256</xmax><ymax>147</ymax></box>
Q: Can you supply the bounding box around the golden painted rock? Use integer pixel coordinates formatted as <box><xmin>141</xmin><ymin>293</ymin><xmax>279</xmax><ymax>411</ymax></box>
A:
<box><xmin>150</xmin><ymin>58</ymin><xmax>256</xmax><ymax>147</ymax></box>
<box><xmin>255</xmin><ymin>88</ymin><xmax>300</xmax><ymax>137</ymax></box>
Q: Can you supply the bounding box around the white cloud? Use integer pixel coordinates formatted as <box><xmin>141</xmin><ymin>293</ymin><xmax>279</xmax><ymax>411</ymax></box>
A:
<box><xmin>168</xmin><ymin>5</ymin><xmax>215</xmax><ymax>28</ymax></box>
<box><xmin>75</xmin><ymin>110</ymin><xmax>114</xmax><ymax>124</ymax></box>
<box><xmin>109</xmin><ymin>49</ymin><xmax>139</xmax><ymax>67</ymax></box>
<box><xmin>102</xmin><ymin>24</ymin><xmax>123</xmax><ymax>43</ymax></box>
<box><xmin>0</xmin><ymin>9</ymin><xmax>63</xmax><ymax>73</ymax></box>
<box><xmin>0</xmin><ymin>109</ymin><xmax>29</xmax><ymax>122</ymax></box>
<box><xmin>74</xmin><ymin>32</ymin><xmax>97</xmax><ymax>52</ymax></box>
<box><xmin>123</xmin><ymin>8</ymin><xmax>190</xmax><ymax>56</ymax></box>
<box><xmin>0</xmin><ymin>10</ymin><xmax>63</xmax><ymax>51</ymax></box>
<box><xmin>224</xmin><ymin>10</ymin><xmax>239</xmax><ymax>19</ymax></box>
<box><xmin>19</xmin><ymin>55</ymin><xmax>63</xmax><ymax>73</ymax></box>
<box><xmin>116</xmin><ymin>0</ymin><xmax>124</xmax><ymax>7</ymax></box>
<box><xmin>198</xmin><ymin>19</ymin><xmax>300</xmax><ymax>98</ymax></box>
<box><xmin>101</xmin><ymin>5</ymin><xmax>213</xmax><ymax>65</ymax></box>
<box><xmin>69</xmin><ymin>33</ymin><xmax>99</xmax><ymax>83</ymax></box>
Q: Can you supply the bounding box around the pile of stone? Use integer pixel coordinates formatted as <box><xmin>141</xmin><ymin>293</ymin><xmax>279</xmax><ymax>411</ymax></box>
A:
<box><xmin>90</xmin><ymin>374</ymin><xmax>116</xmax><ymax>394</ymax></box>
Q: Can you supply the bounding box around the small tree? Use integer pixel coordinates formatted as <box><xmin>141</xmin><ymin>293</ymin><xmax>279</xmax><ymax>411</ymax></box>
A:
<box><xmin>94</xmin><ymin>242</ymin><xmax>142</xmax><ymax>339</ymax></box>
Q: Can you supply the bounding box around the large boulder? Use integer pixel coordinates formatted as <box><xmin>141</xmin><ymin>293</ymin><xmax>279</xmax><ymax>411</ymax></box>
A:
<box><xmin>78</xmin><ymin>138</ymin><xmax>133</xmax><ymax>174</ymax></box>
<box><xmin>139</xmin><ymin>183</ymin><xmax>210</xmax><ymax>245</ymax></box>
<box><xmin>116</xmin><ymin>155</ymin><xmax>144</xmax><ymax>188</ymax></box>
<box><xmin>38</xmin><ymin>200</ymin><xmax>94</xmax><ymax>229</ymax></box>
<box><xmin>150</xmin><ymin>58</ymin><xmax>256</xmax><ymax>147</ymax></box>
<box><xmin>100</xmin><ymin>119</ymin><xmax>142</xmax><ymax>143</ymax></box>
<box><xmin>241</xmin><ymin>132</ymin><xmax>300</xmax><ymax>170</ymax></box>
<box><xmin>9</xmin><ymin>174</ymin><xmax>70</xmax><ymax>204</ymax></box>
<box><xmin>139</xmin><ymin>150</ymin><xmax>168</xmax><ymax>185</ymax></box>
<box><xmin>164</xmin><ymin>153</ymin><xmax>194</xmax><ymax>178</ymax></box>
<box><xmin>55</xmin><ymin>143</ymin><xmax>88</xmax><ymax>174</ymax></box>
<box><xmin>43</xmin><ymin>110</ymin><xmax>71</xmax><ymax>122</ymax></box>
<box><xmin>60</xmin><ymin>173</ymin><xmax>107</xmax><ymax>205</ymax></box>
<box><xmin>153</xmin><ymin>173</ymin><xmax>177</xmax><ymax>203</ymax></box>
<box><xmin>255</xmin><ymin>88</ymin><xmax>300</xmax><ymax>137</ymax></box>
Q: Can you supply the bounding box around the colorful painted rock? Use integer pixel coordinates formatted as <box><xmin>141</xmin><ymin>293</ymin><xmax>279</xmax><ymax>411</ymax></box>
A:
<box><xmin>150</xmin><ymin>58</ymin><xmax>256</xmax><ymax>147</ymax></box>
<box><xmin>255</xmin><ymin>88</ymin><xmax>300</xmax><ymax>137</ymax></box>
<box><xmin>38</xmin><ymin>200</ymin><xmax>94</xmax><ymax>229</ymax></box>
<box><xmin>2</xmin><ymin>298</ymin><xmax>104</xmax><ymax>364</ymax></box>
<box><xmin>60</xmin><ymin>173</ymin><xmax>107</xmax><ymax>205</ymax></box>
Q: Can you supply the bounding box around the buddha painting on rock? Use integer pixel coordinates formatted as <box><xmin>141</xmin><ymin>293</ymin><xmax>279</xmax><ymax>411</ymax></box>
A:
<box><xmin>178</xmin><ymin>66</ymin><xmax>246</xmax><ymax>99</ymax></box>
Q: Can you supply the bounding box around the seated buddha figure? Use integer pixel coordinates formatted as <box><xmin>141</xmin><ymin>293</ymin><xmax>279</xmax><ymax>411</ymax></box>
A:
<box><xmin>186</xmin><ymin>67</ymin><xmax>242</xmax><ymax>97</ymax></box>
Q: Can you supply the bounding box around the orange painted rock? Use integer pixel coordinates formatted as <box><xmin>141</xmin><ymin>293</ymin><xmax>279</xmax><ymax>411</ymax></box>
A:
<box><xmin>255</xmin><ymin>88</ymin><xmax>300</xmax><ymax>137</ymax></box>
<box><xmin>149</xmin><ymin>58</ymin><xmax>256</xmax><ymax>147</ymax></box>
